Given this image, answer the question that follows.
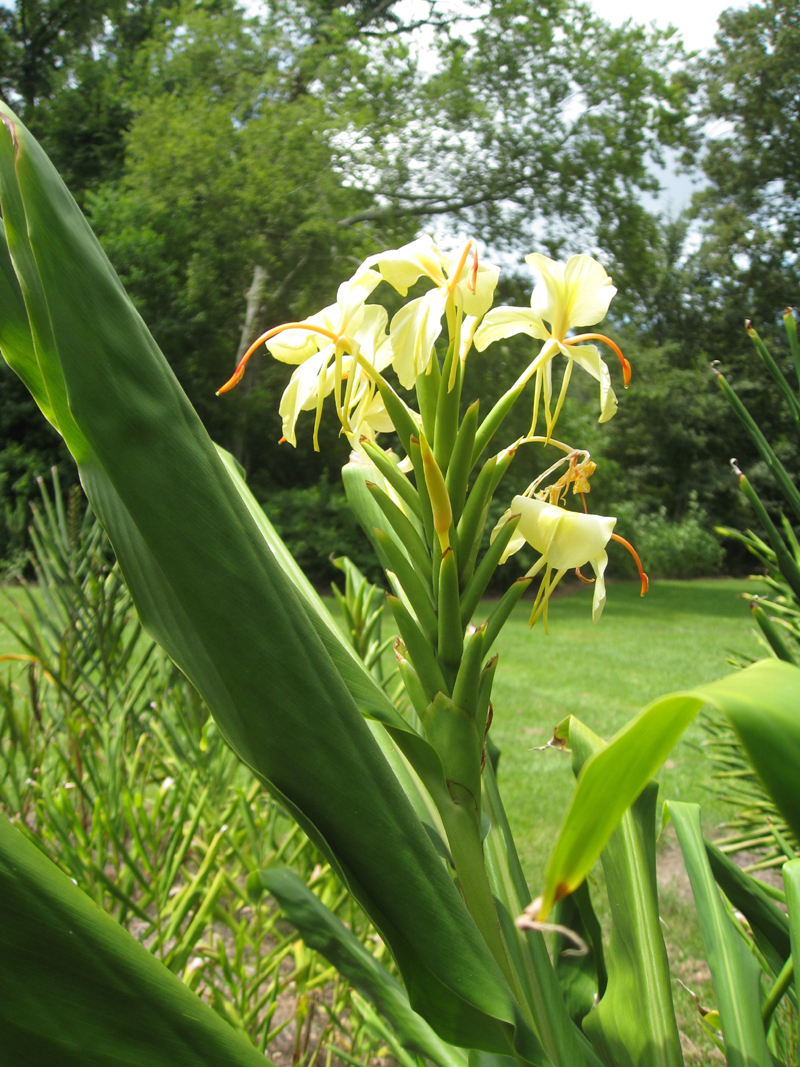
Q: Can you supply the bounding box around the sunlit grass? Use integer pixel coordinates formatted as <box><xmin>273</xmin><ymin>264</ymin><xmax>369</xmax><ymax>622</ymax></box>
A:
<box><xmin>483</xmin><ymin>576</ymin><xmax>763</xmax><ymax>884</ymax></box>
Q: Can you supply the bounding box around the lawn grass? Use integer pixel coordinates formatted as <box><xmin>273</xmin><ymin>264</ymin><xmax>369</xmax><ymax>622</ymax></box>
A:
<box><xmin>484</xmin><ymin>576</ymin><xmax>763</xmax><ymax>886</ymax></box>
<box><xmin>480</xmin><ymin>575</ymin><xmax>765</xmax><ymax>1062</ymax></box>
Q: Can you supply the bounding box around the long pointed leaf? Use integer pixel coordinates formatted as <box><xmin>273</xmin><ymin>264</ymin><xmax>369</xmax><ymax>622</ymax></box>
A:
<box><xmin>670</xmin><ymin>802</ymin><xmax>771</xmax><ymax>1067</ymax></box>
<box><xmin>0</xmin><ymin>104</ymin><xmax>537</xmax><ymax>1057</ymax></box>
<box><xmin>0</xmin><ymin>815</ymin><xmax>271</xmax><ymax>1067</ymax></box>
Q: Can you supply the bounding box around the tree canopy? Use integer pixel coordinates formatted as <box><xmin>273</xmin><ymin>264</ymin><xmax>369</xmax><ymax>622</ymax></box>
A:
<box><xmin>0</xmin><ymin>0</ymin><xmax>797</xmax><ymax>575</ymax></box>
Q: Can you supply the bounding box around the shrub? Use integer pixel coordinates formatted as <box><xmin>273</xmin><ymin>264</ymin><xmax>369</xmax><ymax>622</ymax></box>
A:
<box><xmin>611</xmin><ymin>493</ymin><xmax>724</xmax><ymax>579</ymax></box>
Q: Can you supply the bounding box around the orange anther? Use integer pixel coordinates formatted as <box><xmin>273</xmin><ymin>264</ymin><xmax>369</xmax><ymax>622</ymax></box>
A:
<box><xmin>565</xmin><ymin>333</ymin><xmax>631</xmax><ymax>387</ymax></box>
<box><xmin>611</xmin><ymin>532</ymin><xmax>649</xmax><ymax>595</ymax></box>
<box><xmin>217</xmin><ymin>321</ymin><xmax>339</xmax><ymax>395</ymax></box>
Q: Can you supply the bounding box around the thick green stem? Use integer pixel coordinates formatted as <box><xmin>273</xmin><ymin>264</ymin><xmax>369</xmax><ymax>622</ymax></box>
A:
<box><xmin>437</xmin><ymin>789</ymin><xmax>523</xmax><ymax>1003</ymax></box>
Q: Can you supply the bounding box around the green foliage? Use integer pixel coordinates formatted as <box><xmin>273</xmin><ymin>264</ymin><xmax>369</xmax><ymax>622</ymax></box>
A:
<box><xmin>611</xmin><ymin>496</ymin><xmax>724</xmax><ymax>580</ymax></box>
<box><xmin>694</xmin><ymin>0</ymin><xmax>800</xmax><ymax>325</ymax></box>
<box><xmin>7</xmin><ymin>94</ymin><xmax>800</xmax><ymax>1067</ymax></box>
<box><xmin>262</xmin><ymin>482</ymin><xmax>380</xmax><ymax>587</ymax></box>
<box><xmin>0</xmin><ymin>472</ymin><xmax>404</xmax><ymax>1062</ymax></box>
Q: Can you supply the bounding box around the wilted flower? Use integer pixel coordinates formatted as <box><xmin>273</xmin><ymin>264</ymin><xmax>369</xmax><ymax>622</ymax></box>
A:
<box><xmin>374</xmin><ymin>235</ymin><xmax>499</xmax><ymax>388</ymax></box>
<box><xmin>474</xmin><ymin>253</ymin><xmax>630</xmax><ymax>437</ymax></box>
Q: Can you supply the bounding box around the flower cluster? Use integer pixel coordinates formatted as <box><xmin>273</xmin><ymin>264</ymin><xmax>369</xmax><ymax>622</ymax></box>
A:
<box><xmin>219</xmin><ymin>235</ymin><xmax>645</xmax><ymax>627</ymax></box>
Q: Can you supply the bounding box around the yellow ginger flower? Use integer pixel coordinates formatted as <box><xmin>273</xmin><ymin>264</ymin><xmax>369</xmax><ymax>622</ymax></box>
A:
<box><xmin>492</xmin><ymin>458</ymin><xmax>648</xmax><ymax>630</ymax></box>
<box><xmin>374</xmin><ymin>235</ymin><xmax>499</xmax><ymax>389</ymax></box>
<box><xmin>218</xmin><ymin>263</ymin><xmax>390</xmax><ymax>449</ymax></box>
<box><xmin>474</xmin><ymin>253</ymin><xmax>630</xmax><ymax>438</ymax></box>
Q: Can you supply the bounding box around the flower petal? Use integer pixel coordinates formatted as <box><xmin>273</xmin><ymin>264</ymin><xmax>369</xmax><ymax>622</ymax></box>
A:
<box><xmin>560</xmin><ymin>342</ymin><xmax>618</xmax><ymax>423</ymax></box>
<box><xmin>337</xmin><ymin>266</ymin><xmax>382</xmax><ymax>330</ymax></box>
<box><xmin>376</xmin><ymin>235</ymin><xmax>447</xmax><ymax>296</ymax></box>
<box><xmin>525</xmin><ymin>253</ymin><xmax>565</xmax><ymax>331</ymax></box>
<box><xmin>389</xmin><ymin>288</ymin><xmax>447</xmax><ymax>389</ymax></box>
<box><xmin>526</xmin><ymin>252</ymin><xmax>616</xmax><ymax>337</ymax></box>
<box><xmin>490</xmin><ymin>508</ymin><xmax>527</xmax><ymax>563</ymax></box>
<box><xmin>354</xmin><ymin>304</ymin><xmax>391</xmax><ymax>362</ymax></box>
<box><xmin>278</xmin><ymin>349</ymin><xmax>333</xmax><ymax>445</ymax></box>
<box><xmin>456</xmin><ymin>262</ymin><xmax>499</xmax><ymax>318</ymax></box>
<box><xmin>266</xmin><ymin>328</ymin><xmax>322</xmax><ymax>364</ymax></box>
<box><xmin>511</xmin><ymin>496</ymin><xmax>616</xmax><ymax>570</ymax></box>
<box><xmin>590</xmin><ymin>551</ymin><xmax>609</xmax><ymax>623</ymax></box>
<box><xmin>561</xmin><ymin>255</ymin><xmax>616</xmax><ymax>331</ymax></box>
<box><xmin>473</xmin><ymin>306</ymin><xmax>548</xmax><ymax>351</ymax></box>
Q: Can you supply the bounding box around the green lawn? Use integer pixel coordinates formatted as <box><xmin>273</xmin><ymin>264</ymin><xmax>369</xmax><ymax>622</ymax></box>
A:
<box><xmin>484</xmin><ymin>576</ymin><xmax>763</xmax><ymax>885</ymax></box>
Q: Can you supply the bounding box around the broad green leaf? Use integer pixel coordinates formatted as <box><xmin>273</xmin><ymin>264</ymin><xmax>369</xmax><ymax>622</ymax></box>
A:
<box><xmin>251</xmin><ymin>866</ymin><xmax>467</xmax><ymax>1067</ymax></box>
<box><xmin>0</xmin><ymin>815</ymin><xmax>271</xmax><ymax>1067</ymax></box>
<box><xmin>567</xmin><ymin>720</ymin><xmax>682</xmax><ymax>1067</ymax></box>
<box><xmin>537</xmin><ymin>659</ymin><xmax>800</xmax><ymax>919</ymax></box>
<box><xmin>0</xmin><ymin>104</ymin><xmax>540</xmax><ymax>1059</ymax></box>
<box><xmin>669</xmin><ymin>803</ymin><xmax>772</xmax><ymax>1067</ymax></box>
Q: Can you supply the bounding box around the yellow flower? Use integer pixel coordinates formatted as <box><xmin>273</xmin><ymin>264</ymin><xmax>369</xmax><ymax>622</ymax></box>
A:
<box><xmin>473</xmin><ymin>253</ymin><xmax>630</xmax><ymax>437</ymax></box>
<box><xmin>218</xmin><ymin>262</ymin><xmax>390</xmax><ymax>449</ymax></box>
<box><xmin>492</xmin><ymin>493</ymin><xmax>647</xmax><ymax>630</ymax></box>
<box><xmin>374</xmin><ymin>235</ymin><xmax>499</xmax><ymax>388</ymax></box>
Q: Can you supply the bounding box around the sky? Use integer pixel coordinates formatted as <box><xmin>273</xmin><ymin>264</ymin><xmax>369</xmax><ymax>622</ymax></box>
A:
<box><xmin>589</xmin><ymin>0</ymin><xmax>752</xmax><ymax>211</ymax></box>
<box><xmin>590</xmin><ymin>0</ymin><xmax>749</xmax><ymax>53</ymax></box>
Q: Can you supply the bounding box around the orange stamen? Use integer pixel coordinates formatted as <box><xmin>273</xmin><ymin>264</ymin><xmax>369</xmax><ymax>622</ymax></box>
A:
<box><xmin>611</xmin><ymin>532</ymin><xmax>649</xmax><ymax>595</ymax></box>
<box><xmin>217</xmin><ymin>322</ymin><xmax>339</xmax><ymax>395</ymax></box>
<box><xmin>447</xmin><ymin>240</ymin><xmax>475</xmax><ymax>295</ymax></box>
<box><xmin>579</xmin><ymin>491</ymin><xmax>588</xmax><ymax>514</ymax></box>
<box><xmin>279</xmin><ymin>436</ymin><xmax>287</xmax><ymax>444</ymax></box>
<box><xmin>564</xmin><ymin>333</ymin><xmax>631</xmax><ymax>387</ymax></box>
<box><xmin>575</xmin><ymin>566</ymin><xmax>594</xmax><ymax>585</ymax></box>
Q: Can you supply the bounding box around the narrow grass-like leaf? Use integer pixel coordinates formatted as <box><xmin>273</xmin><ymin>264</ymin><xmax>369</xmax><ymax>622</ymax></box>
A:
<box><xmin>783</xmin><ymin>859</ymin><xmax>800</xmax><ymax>1006</ymax></box>
<box><xmin>670</xmin><ymin>802</ymin><xmax>772</xmax><ymax>1067</ymax></box>
<box><xmin>0</xmin><ymin>815</ymin><xmax>271</xmax><ymax>1067</ymax></box>
<box><xmin>254</xmin><ymin>867</ymin><xmax>467</xmax><ymax>1067</ymax></box>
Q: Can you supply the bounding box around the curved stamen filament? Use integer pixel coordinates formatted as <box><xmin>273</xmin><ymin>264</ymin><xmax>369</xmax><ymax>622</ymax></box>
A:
<box><xmin>564</xmin><ymin>333</ymin><xmax>632</xmax><ymax>387</ymax></box>
<box><xmin>469</xmin><ymin>246</ymin><xmax>479</xmax><ymax>293</ymax></box>
<box><xmin>575</xmin><ymin>566</ymin><xmax>594</xmax><ymax>585</ymax></box>
<box><xmin>447</xmin><ymin>240</ymin><xmax>475</xmax><ymax>295</ymax></box>
<box><xmin>611</xmin><ymin>532</ymin><xmax>649</xmax><ymax>595</ymax></box>
<box><xmin>517</xmin><ymin>435</ymin><xmax>575</xmax><ymax>454</ymax></box>
<box><xmin>217</xmin><ymin>322</ymin><xmax>340</xmax><ymax>395</ymax></box>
